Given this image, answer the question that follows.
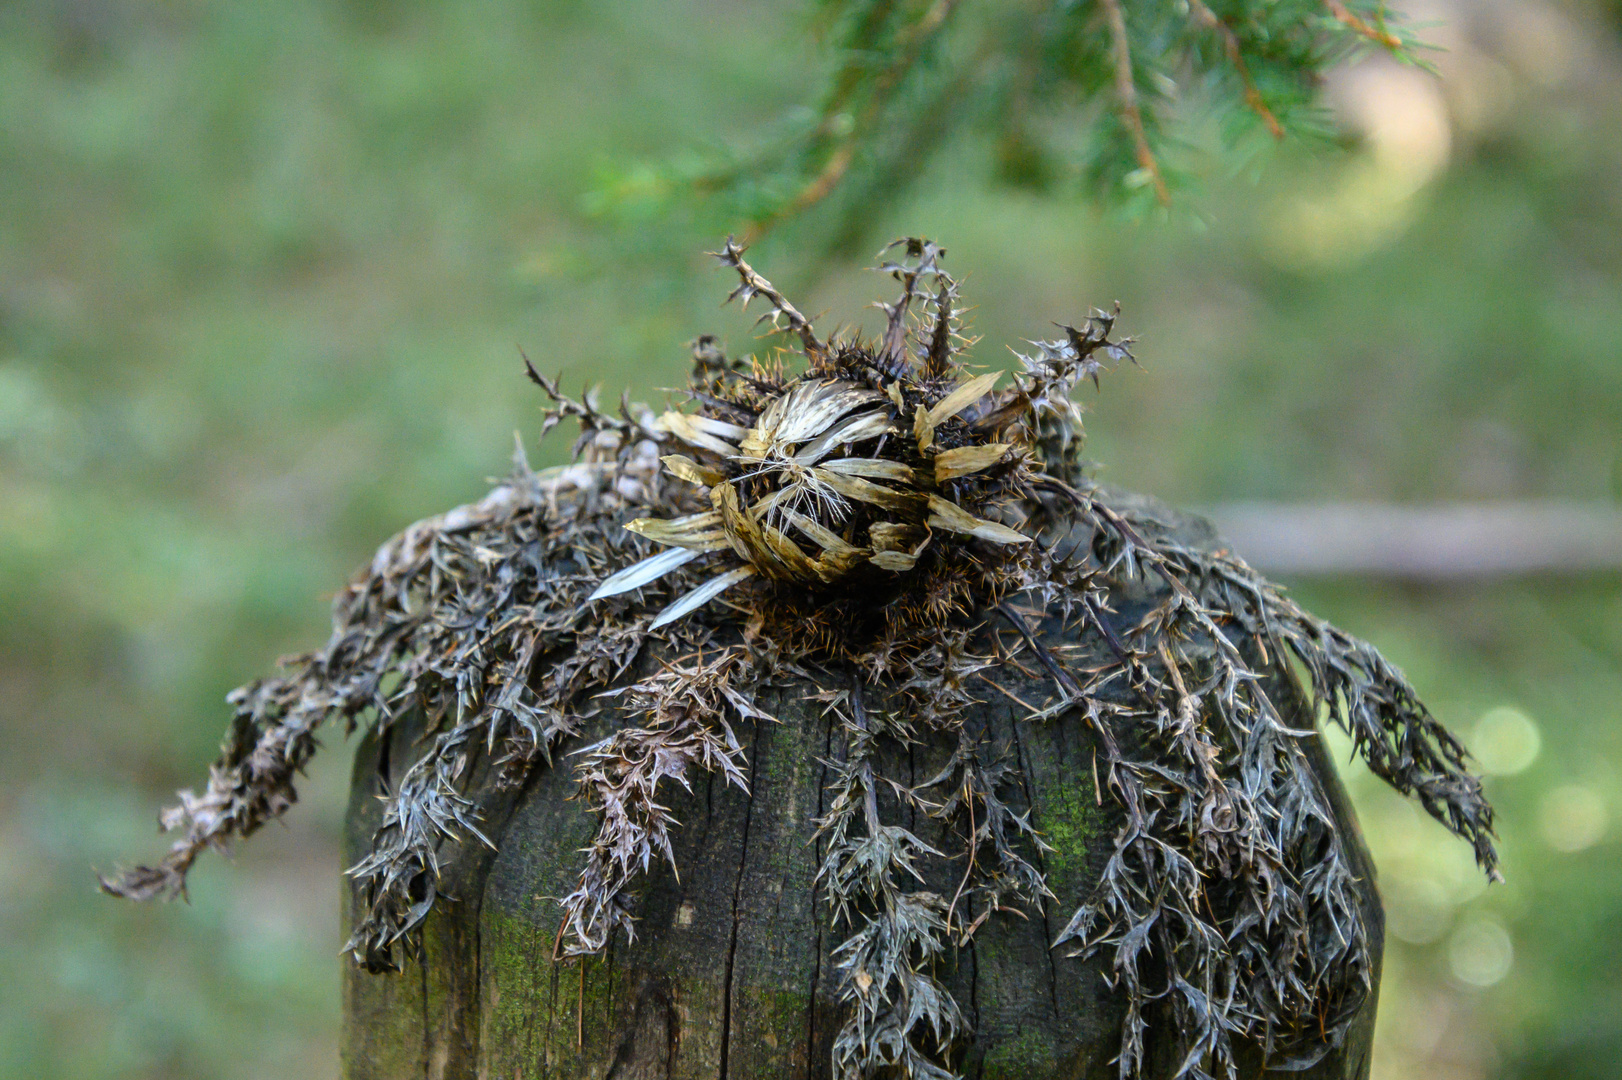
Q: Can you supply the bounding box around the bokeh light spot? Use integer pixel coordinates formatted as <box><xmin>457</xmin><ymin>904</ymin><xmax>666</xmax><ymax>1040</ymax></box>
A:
<box><xmin>1447</xmin><ymin>918</ymin><xmax>1514</xmax><ymax>988</ymax></box>
<box><xmin>1384</xmin><ymin>876</ymin><xmax>1455</xmax><ymax>945</ymax></box>
<box><xmin>1470</xmin><ymin>706</ymin><xmax>1541</xmax><ymax>776</ymax></box>
<box><xmin>1539</xmin><ymin>784</ymin><xmax>1608</xmax><ymax>853</ymax></box>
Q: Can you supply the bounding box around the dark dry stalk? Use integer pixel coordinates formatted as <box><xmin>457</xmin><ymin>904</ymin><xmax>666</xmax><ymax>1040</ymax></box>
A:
<box><xmin>713</xmin><ymin>237</ymin><xmax>825</xmax><ymax>359</ymax></box>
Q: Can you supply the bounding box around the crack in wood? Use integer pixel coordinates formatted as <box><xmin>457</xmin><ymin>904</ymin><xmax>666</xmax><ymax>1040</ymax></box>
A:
<box><xmin>1010</xmin><ymin>705</ymin><xmax>1064</xmax><ymax>1020</ymax></box>
<box><xmin>805</xmin><ymin>699</ymin><xmax>833</xmax><ymax>1079</ymax></box>
<box><xmin>717</xmin><ymin>718</ymin><xmax>766</xmax><ymax>1079</ymax></box>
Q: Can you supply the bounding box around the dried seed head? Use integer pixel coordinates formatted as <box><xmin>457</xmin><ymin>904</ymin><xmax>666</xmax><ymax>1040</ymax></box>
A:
<box><xmin>591</xmin><ymin>238</ymin><xmax>1131</xmax><ymax>628</ymax></box>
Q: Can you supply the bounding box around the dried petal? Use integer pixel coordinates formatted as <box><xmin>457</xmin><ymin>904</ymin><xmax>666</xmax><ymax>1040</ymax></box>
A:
<box><xmin>924</xmin><ymin>371</ymin><xmax>1001</xmax><ymax>430</ymax></box>
<box><xmin>589</xmin><ymin>546</ymin><xmax>707</xmax><ymax>600</ymax></box>
<box><xmin>792</xmin><ymin>410</ymin><xmax>894</xmax><ymax>465</ymax></box>
<box><xmin>660</xmin><ymin>411</ymin><xmax>746</xmax><ymax>456</ymax></box>
<box><xmin>625</xmin><ymin>511</ymin><xmax>729</xmax><ymax>550</ymax></box>
<box><xmin>933</xmin><ymin>443</ymin><xmax>1011</xmax><ymax>483</ymax></box>
<box><xmin>648</xmin><ymin>566</ymin><xmax>757</xmax><ymax>629</ymax></box>
<box><xmin>814</xmin><ymin>468</ymin><xmax>927</xmax><ymax>515</ymax></box>
<box><xmin>661</xmin><ymin>454</ymin><xmax>727</xmax><ymax>487</ymax></box>
<box><xmin>818</xmin><ymin>457</ymin><xmax>915</xmax><ymax>482</ymax></box>
<box><xmin>925</xmin><ymin>494</ymin><xmax>1030</xmax><ymax>544</ymax></box>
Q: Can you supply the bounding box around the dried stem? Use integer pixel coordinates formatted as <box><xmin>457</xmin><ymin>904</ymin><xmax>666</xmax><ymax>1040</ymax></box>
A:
<box><xmin>713</xmin><ymin>236</ymin><xmax>825</xmax><ymax>359</ymax></box>
<box><xmin>555</xmin><ymin>649</ymin><xmax>765</xmax><ymax>957</ymax></box>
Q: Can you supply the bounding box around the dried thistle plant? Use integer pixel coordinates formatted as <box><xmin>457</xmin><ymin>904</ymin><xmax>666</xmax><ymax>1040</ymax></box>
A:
<box><xmin>555</xmin><ymin>647</ymin><xmax>771</xmax><ymax>957</ymax></box>
<box><xmin>105</xmin><ymin>238</ymin><xmax>1497</xmax><ymax>1079</ymax></box>
<box><xmin>590</xmin><ymin>238</ymin><xmax>1041</xmax><ymax>632</ymax></box>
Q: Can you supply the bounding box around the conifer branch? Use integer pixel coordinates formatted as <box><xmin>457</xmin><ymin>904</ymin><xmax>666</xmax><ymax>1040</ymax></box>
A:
<box><xmin>1187</xmin><ymin>0</ymin><xmax>1285</xmax><ymax>140</ymax></box>
<box><xmin>749</xmin><ymin>0</ymin><xmax>962</xmax><ymax>239</ymax></box>
<box><xmin>1324</xmin><ymin>0</ymin><xmax>1403</xmax><ymax>50</ymax></box>
<box><xmin>1100</xmin><ymin>0</ymin><xmax>1171</xmax><ymax>206</ymax></box>
<box><xmin>591</xmin><ymin>0</ymin><xmax>1428</xmax><ymax>228</ymax></box>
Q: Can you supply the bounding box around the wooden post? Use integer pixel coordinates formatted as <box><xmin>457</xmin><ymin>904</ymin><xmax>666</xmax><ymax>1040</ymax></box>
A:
<box><xmin>340</xmin><ymin>499</ymin><xmax>1383</xmax><ymax>1080</ymax></box>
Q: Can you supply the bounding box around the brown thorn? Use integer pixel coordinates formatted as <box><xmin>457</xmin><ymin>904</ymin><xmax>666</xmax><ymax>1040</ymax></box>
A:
<box><xmin>520</xmin><ymin>346</ymin><xmax>547</xmax><ymax>389</ymax></box>
<box><xmin>1156</xmin><ymin>640</ymin><xmax>1190</xmax><ymax>700</ymax></box>
<box><xmin>1083</xmin><ymin>594</ymin><xmax>1132</xmax><ymax>671</ymax></box>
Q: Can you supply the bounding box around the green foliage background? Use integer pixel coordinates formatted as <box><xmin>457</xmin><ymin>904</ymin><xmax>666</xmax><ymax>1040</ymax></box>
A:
<box><xmin>1</xmin><ymin>1</ymin><xmax>1619</xmax><ymax>1077</ymax></box>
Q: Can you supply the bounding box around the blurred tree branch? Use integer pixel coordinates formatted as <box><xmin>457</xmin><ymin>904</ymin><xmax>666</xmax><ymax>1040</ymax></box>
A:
<box><xmin>588</xmin><ymin>0</ymin><xmax>1428</xmax><ymax>240</ymax></box>
<box><xmin>1209</xmin><ymin>502</ymin><xmax>1622</xmax><ymax>578</ymax></box>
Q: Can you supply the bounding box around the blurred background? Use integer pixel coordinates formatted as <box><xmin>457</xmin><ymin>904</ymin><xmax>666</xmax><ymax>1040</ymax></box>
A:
<box><xmin>2</xmin><ymin>0</ymin><xmax>1619</xmax><ymax>1077</ymax></box>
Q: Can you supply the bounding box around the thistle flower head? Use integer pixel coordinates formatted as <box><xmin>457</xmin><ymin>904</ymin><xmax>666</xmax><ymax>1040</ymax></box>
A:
<box><xmin>588</xmin><ymin>238</ymin><xmax>1134</xmax><ymax>630</ymax></box>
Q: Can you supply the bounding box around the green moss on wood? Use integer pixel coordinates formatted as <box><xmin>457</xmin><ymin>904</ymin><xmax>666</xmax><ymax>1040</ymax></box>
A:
<box><xmin>731</xmin><ymin>983</ymin><xmax>814</xmax><ymax>1068</ymax></box>
<box><xmin>1034</xmin><ymin>774</ymin><xmax>1103</xmax><ymax>884</ymax></box>
<box><xmin>981</xmin><ymin>1027</ymin><xmax>1061</xmax><ymax>1079</ymax></box>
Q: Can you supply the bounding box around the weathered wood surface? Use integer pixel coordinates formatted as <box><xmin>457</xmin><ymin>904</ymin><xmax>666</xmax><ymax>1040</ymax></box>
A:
<box><xmin>341</xmin><ymin>498</ymin><xmax>1383</xmax><ymax>1080</ymax></box>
